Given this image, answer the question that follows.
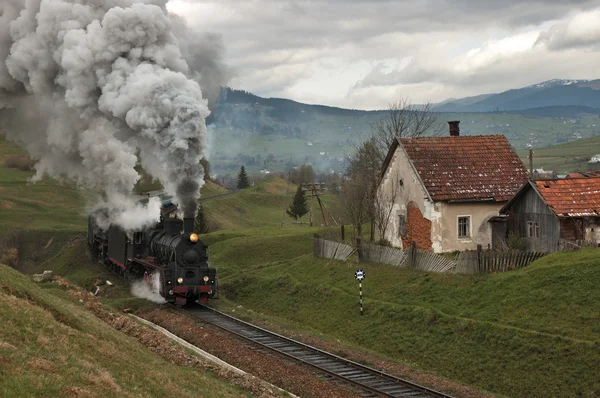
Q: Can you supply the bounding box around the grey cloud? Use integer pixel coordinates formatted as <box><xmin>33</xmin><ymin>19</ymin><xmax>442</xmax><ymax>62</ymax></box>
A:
<box><xmin>535</xmin><ymin>9</ymin><xmax>600</xmax><ymax>50</ymax></box>
<box><xmin>170</xmin><ymin>0</ymin><xmax>600</xmax><ymax>107</ymax></box>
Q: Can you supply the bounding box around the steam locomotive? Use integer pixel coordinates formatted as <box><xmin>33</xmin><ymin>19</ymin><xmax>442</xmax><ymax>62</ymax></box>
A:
<box><xmin>87</xmin><ymin>196</ymin><xmax>217</xmax><ymax>306</ymax></box>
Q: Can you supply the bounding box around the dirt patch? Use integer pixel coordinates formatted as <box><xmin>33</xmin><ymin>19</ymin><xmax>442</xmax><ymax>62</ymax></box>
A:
<box><xmin>141</xmin><ymin>308</ymin><xmax>361</xmax><ymax>398</ymax></box>
<box><xmin>84</xmin><ymin>370</ymin><xmax>121</xmax><ymax>393</ymax></box>
<box><xmin>61</xmin><ymin>387</ymin><xmax>96</xmax><ymax>397</ymax></box>
<box><xmin>0</xmin><ymin>200</ymin><xmax>15</xmax><ymax>209</ymax></box>
<box><xmin>0</xmin><ymin>341</ymin><xmax>16</xmax><ymax>350</ymax></box>
<box><xmin>26</xmin><ymin>359</ymin><xmax>58</xmax><ymax>374</ymax></box>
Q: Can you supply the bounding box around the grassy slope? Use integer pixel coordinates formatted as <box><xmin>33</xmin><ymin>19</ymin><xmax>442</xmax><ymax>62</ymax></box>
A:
<box><xmin>207</xmin><ymin>228</ymin><xmax>600</xmax><ymax>398</ymax></box>
<box><xmin>202</xmin><ymin>176</ymin><xmax>340</xmax><ymax>231</ymax></box>
<box><xmin>517</xmin><ymin>135</ymin><xmax>600</xmax><ymax>172</ymax></box>
<box><xmin>0</xmin><ymin>263</ymin><xmax>248</xmax><ymax>398</ymax></box>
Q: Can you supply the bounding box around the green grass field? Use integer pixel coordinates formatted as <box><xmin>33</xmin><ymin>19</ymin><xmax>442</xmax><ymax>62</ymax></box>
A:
<box><xmin>517</xmin><ymin>135</ymin><xmax>600</xmax><ymax>172</ymax></box>
<box><xmin>207</xmin><ymin>229</ymin><xmax>600</xmax><ymax>398</ymax></box>
<box><xmin>202</xmin><ymin>176</ymin><xmax>340</xmax><ymax>230</ymax></box>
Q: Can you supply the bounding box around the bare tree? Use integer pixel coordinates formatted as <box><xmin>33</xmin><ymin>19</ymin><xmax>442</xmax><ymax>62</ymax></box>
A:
<box><xmin>342</xmin><ymin>97</ymin><xmax>442</xmax><ymax>242</ymax></box>
<box><xmin>371</xmin><ymin>98</ymin><xmax>444</xmax><ymax>164</ymax></box>
<box><xmin>373</xmin><ymin>169</ymin><xmax>401</xmax><ymax>241</ymax></box>
<box><xmin>340</xmin><ymin>173</ymin><xmax>371</xmax><ymax>238</ymax></box>
<box><xmin>341</xmin><ymin>139</ymin><xmax>380</xmax><ymax>238</ymax></box>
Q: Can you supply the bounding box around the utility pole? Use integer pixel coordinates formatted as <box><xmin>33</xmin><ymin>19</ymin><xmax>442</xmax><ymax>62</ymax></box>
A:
<box><xmin>529</xmin><ymin>149</ymin><xmax>534</xmax><ymax>180</ymax></box>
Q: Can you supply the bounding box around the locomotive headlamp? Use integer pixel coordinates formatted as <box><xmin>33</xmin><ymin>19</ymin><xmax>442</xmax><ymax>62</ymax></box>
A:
<box><xmin>177</xmin><ymin>277</ymin><xmax>183</xmax><ymax>284</ymax></box>
<box><xmin>203</xmin><ymin>276</ymin><xmax>209</xmax><ymax>282</ymax></box>
<box><xmin>190</xmin><ymin>233</ymin><xmax>199</xmax><ymax>243</ymax></box>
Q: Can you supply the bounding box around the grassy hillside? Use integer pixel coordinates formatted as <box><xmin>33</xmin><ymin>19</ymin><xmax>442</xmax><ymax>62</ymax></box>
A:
<box><xmin>202</xmin><ymin>176</ymin><xmax>341</xmax><ymax>231</ymax></box>
<box><xmin>207</xmin><ymin>228</ymin><xmax>600</xmax><ymax>398</ymax></box>
<box><xmin>0</xmin><ymin>263</ymin><xmax>250</xmax><ymax>397</ymax></box>
<box><xmin>517</xmin><ymin>135</ymin><xmax>600</xmax><ymax>172</ymax></box>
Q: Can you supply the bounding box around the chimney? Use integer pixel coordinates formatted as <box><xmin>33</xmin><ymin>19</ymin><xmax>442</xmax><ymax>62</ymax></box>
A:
<box><xmin>448</xmin><ymin>120</ymin><xmax>460</xmax><ymax>137</ymax></box>
<box><xmin>183</xmin><ymin>218</ymin><xmax>195</xmax><ymax>235</ymax></box>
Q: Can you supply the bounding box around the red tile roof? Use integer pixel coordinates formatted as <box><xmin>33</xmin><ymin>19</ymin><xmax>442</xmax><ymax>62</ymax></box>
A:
<box><xmin>535</xmin><ymin>178</ymin><xmax>600</xmax><ymax>217</ymax></box>
<box><xmin>400</xmin><ymin>135</ymin><xmax>529</xmax><ymax>202</ymax></box>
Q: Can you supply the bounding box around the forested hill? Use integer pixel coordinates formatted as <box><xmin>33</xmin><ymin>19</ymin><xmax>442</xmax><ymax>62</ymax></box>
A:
<box><xmin>207</xmin><ymin>88</ymin><xmax>386</xmax><ymax>125</ymax></box>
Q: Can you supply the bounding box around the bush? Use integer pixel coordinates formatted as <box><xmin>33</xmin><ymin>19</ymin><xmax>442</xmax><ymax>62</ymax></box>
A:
<box><xmin>508</xmin><ymin>233</ymin><xmax>527</xmax><ymax>251</ymax></box>
<box><xmin>4</xmin><ymin>155</ymin><xmax>34</xmax><ymax>171</ymax></box>
<box><xmin>377</xmin><ymin>238</ymin><xmax>391</xmax><ymax>247</ymax></box>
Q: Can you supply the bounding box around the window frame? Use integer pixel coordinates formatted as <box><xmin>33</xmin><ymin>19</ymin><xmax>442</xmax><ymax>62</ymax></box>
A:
<box><xmin>527</xmin><ymin>221</ymin><xmax>540</xmax><ymax>238</ymax></box>
<box><xmin>457</xmin><ymin>215</ymin><xmax>471</xmax><ymax>239</ymax></box>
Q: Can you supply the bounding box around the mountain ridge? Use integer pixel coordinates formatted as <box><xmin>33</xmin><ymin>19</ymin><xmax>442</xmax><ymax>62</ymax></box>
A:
<box><xmin>435</xmin><ymin>79</ymin><xmax>600</xmax><ymax>112</ymax></box>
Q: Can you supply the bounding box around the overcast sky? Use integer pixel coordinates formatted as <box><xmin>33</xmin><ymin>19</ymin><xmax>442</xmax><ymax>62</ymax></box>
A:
<box><xmin>167</xmin><ymin>0</ymin><xmax>600</xmax><ymax>110</ymax></box>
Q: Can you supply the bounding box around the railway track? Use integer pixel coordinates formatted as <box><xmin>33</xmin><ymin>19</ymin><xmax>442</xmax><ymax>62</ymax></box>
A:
<box><xmin>185</xmin><ymin>305</ymin><xmax>453</xmax><ymax>398</ymax></box>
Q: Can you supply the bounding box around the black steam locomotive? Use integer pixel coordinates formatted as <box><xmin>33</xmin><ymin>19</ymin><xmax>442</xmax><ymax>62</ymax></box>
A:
<box><xmin>87</xmin><ymin>198</ymin><xmax>217</xmax><ymax>306</ymax></box>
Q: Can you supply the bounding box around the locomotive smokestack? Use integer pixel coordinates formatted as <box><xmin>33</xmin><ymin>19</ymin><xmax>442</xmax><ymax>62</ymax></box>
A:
<box><xmin>183</xmin><ymin>218</ymin><xmax>195</xmax><ymax>235</ymax></box>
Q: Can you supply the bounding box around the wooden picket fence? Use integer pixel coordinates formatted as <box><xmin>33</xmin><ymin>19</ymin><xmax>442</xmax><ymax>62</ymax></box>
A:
<box><xmin>312</xmin><ymin>236</ymin><xmax>546</xmax><ymax>275</ymax></box>
<box><xmin>358</xmin><ymin>240</ymin><xmax>455</xmax><ymax>273</ymax></box>
<box><xmin>406</xmin><ymin>249</ymin><xmax>457</xmax><ymax>273</ymax></box>
<box><xmin>358</xmin><ymin>243</ymin><xmax>408</xmax><ymax>267</ymax></box>
<box><xmin>312</xmin><ymin>237</ymin><xmax>356</xmax><ymax>261</ymax></box>
<box><xmin>456</xmin><ymin>248</ymin><xmax>546</xmax><ymax>274</ymax></box>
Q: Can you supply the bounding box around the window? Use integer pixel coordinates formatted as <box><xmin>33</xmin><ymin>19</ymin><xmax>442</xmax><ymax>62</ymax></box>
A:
<box><xmin>527</xmin><ymin>221</ymin><xmax>540</xmax><ymax>238</ymax></box>
<box><xmin>458</xmin><ymin>216</ymin><xmax>471</xmax><ymax>238</ymax></box>
<box><xmin>398</xmin><ymin>215</ymin><xmax>407</xmax><ymax>237</ymax></box>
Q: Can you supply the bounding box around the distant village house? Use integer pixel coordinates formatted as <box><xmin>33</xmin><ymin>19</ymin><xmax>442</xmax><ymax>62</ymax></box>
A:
<box><xmin>377</xmin><ymin>121</ymin><xmax>529</xmax><ymax>253</ymax></box>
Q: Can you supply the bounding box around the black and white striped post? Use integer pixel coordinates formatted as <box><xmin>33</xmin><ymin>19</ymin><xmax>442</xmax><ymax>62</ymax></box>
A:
<box><xmin>355</xmin><ymin>269</ymin><xmax>365</xmax><ymax>316</ymax></box>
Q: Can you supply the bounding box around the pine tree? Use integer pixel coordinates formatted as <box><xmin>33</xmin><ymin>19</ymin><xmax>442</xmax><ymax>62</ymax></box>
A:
<box><xmin>237</xmin><ymin>165</ymin><xmax>250</xmax><ymax>189</ymax></box>
<box><xmin>286</xmin><ymin>185</ymin><xmax>309</xmax><ymax>220</ymax></box>
<box><xmin>194</xmin><ymin>204</ymin><xmax>209</xmax><ymax>234</ymax></box>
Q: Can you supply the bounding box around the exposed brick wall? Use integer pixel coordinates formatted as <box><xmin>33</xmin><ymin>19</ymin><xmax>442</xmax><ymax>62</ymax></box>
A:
<box><xmin>401</xmin><ymin>202</ymin><xmax>432</xmax><ymax>251</ymax></box>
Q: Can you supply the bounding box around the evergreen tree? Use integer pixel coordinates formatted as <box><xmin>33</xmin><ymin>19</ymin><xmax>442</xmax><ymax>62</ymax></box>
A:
<box><xmin>286</xmin><ymin>185</ymin><xmax>309</xmax><ymax>220</ymax></box>
<box><xmin>237</xmin><ymin>165</ymin><xmax>250</xmax><ymax>189</ymax></box>
<box><xmin>194</xmin><ymin>204</ymin><xmax>209</xmax><ymax>234</ymax></box>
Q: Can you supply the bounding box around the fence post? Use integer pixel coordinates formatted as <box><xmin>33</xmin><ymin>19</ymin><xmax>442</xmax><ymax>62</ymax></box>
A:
<box><xmin>341</xmin><ymin>224</ymin><xmax>345</xmax><ymax>243</ymax></box>
<box><xmin>411</xmin><ymin>241</ymin><xmax>417</xmax><ymax>268</ymax></box>
<box><xmin>477</xmin><ymin>244</ymin><xmax>483</xmax><ymax>273</ymax></box>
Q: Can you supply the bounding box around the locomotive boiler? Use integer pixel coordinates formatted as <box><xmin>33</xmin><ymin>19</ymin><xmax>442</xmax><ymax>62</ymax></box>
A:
<box><xmin>87</xmin><ymin>198</ymin><xmax>217</xmax><ymax>306</ymax></box>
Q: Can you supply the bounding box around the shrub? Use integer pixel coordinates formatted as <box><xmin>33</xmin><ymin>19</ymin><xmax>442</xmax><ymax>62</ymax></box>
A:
<box><xmin>377</xmin><ymin>238</ymin><xmax>391</xmax><ymax>247</ymax></box>
<box><xmin>4</xmin><ymin>155</ymin><xmax>34</xmax><ymax>171</ymax></box>
<box><xmin>508</xmin><ymin>233</ymin><xmax>527</xmax><ymax>251</ymax></box>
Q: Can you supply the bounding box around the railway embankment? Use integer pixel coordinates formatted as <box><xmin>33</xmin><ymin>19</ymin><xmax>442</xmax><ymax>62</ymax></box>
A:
<box><xmin>0</xmin><ymin>262</ymin><xmax>286</xmax><ymax>397</ymax></box>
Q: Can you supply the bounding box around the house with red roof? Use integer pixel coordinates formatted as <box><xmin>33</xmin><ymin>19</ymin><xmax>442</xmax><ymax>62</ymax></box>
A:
<box><xmin>377</xmin><ymin>121</ymin><xmax>529</xmax><ymax>253</ymax></box>
<box><xmin>500</xmin><ymin>177</ymin><xmax>600</xmax><ymax>252</ymax></box>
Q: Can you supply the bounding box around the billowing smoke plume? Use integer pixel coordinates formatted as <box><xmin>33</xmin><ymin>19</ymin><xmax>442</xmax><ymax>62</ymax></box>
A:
<box><xmin>0</xmin><ymin>0</ymin><xmax>229</xmax><ymax>227</ymax></box>
<box><xmin>131</xmin><ymin>271</ymin><xmax>166</xmax><ymax>304</ymax></box>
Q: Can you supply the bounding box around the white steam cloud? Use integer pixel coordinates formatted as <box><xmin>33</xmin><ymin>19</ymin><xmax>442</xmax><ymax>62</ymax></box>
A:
<box><xmin>131</xmin><ymin>272</ymin><xmax>166</xmax><ymax>304</ymax></box>
<box><xmin>0</xmin><ymin>0</ymin><xmax>229</xmax><ymax>227</ymax></box>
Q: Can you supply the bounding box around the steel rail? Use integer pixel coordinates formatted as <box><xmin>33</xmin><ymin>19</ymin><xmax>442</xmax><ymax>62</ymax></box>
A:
<box><xmin>184</xmin><ymin>305</ymin><xmax>453</xmax><ymax>398</ymax></box>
